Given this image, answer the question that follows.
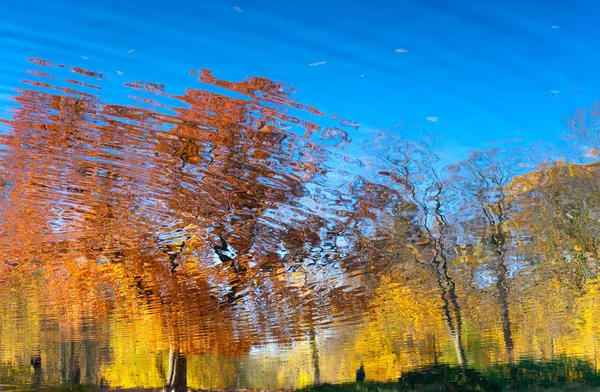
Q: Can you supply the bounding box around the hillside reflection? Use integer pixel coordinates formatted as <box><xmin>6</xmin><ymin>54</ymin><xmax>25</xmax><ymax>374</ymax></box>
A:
<box><xmin>0</xmin><ymin>59</ymin><xmax>599</xmax><ymax>390</ymax></box>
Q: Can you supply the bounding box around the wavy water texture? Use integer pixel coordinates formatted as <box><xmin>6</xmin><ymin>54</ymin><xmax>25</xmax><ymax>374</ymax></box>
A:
<box><xmin>0</xmin><ymin>56</ymin><xmax>600</xmax><ymax>390</ymax></box>
<box><xmin>0</xmin><ymin>57</ymin><xmax>377</xmax><ymax>339</ymax></box>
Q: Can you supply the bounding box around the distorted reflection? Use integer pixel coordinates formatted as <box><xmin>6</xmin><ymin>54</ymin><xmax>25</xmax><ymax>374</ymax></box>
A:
<box><xmin>0</xmin><ymin>58</ymin><xmax>599</xmax><ymax>390</ymax></box>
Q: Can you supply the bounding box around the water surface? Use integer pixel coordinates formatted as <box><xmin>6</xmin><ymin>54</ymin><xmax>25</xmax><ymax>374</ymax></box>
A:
<box><xmin>0</xmin><ymin>0</ymin><xmax>599</xmax><ymax>390</ymax></box>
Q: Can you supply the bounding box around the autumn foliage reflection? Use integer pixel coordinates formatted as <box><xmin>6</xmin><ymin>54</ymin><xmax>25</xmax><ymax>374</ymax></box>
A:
<box><xmin>0</xmin><ymin>58</ymin><xmax>371</xmax><ymax>389</ymax></box>
<box><xmin>1</xmin><ymin>59</ymin><xmax>600</xmax><ymax>390</ymax></box>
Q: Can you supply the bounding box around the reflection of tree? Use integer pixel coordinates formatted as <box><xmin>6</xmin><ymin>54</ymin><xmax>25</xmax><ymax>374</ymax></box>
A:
<box><xmin>505</xmin><ymin>162</ymin><xmax>600</xmax><ymax>362</ymax></box>
<box><xmin>568</xmin><ymin>101</ymin><xmax>600</xmax><ymax>154</ymax></box>
<box><xmin>423</xmin><ymin>181</ymin><xmax>467</xmax><ymax>368</ymax></box>
<box><xmin>368</xmin><ymin>143</ymin><xmax>600</xmax><ymax>375</ymax></box>
<box><xmin>507</xmin><ymin>162</ymin><xmax>600</xmax><ymax>287</ymax></box>
<box><xmin>457</xmin><ymin>151</ymin><xmax>516</xmax><ymax>364</ymax></box>
<box><xmin>0</xmin><ymin>58</ymin><xmax>370</xmax><ymax>388</ymax></box>
<box><xmin>372</xmin><ymin>140</ymin><xmax>467</xmax><ymax>367</ymax></box>
<box><xmin>307</xmin><ymin>311</ymin><xmax>321</xmax><ymax>384</ymax></box>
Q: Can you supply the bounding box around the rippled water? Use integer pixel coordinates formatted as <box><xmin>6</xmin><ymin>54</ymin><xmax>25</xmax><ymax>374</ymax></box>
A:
<box><xmin>1</xmin><ymin>0</ymin><xmax>600</xmax><ymax>390</ymax></box>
